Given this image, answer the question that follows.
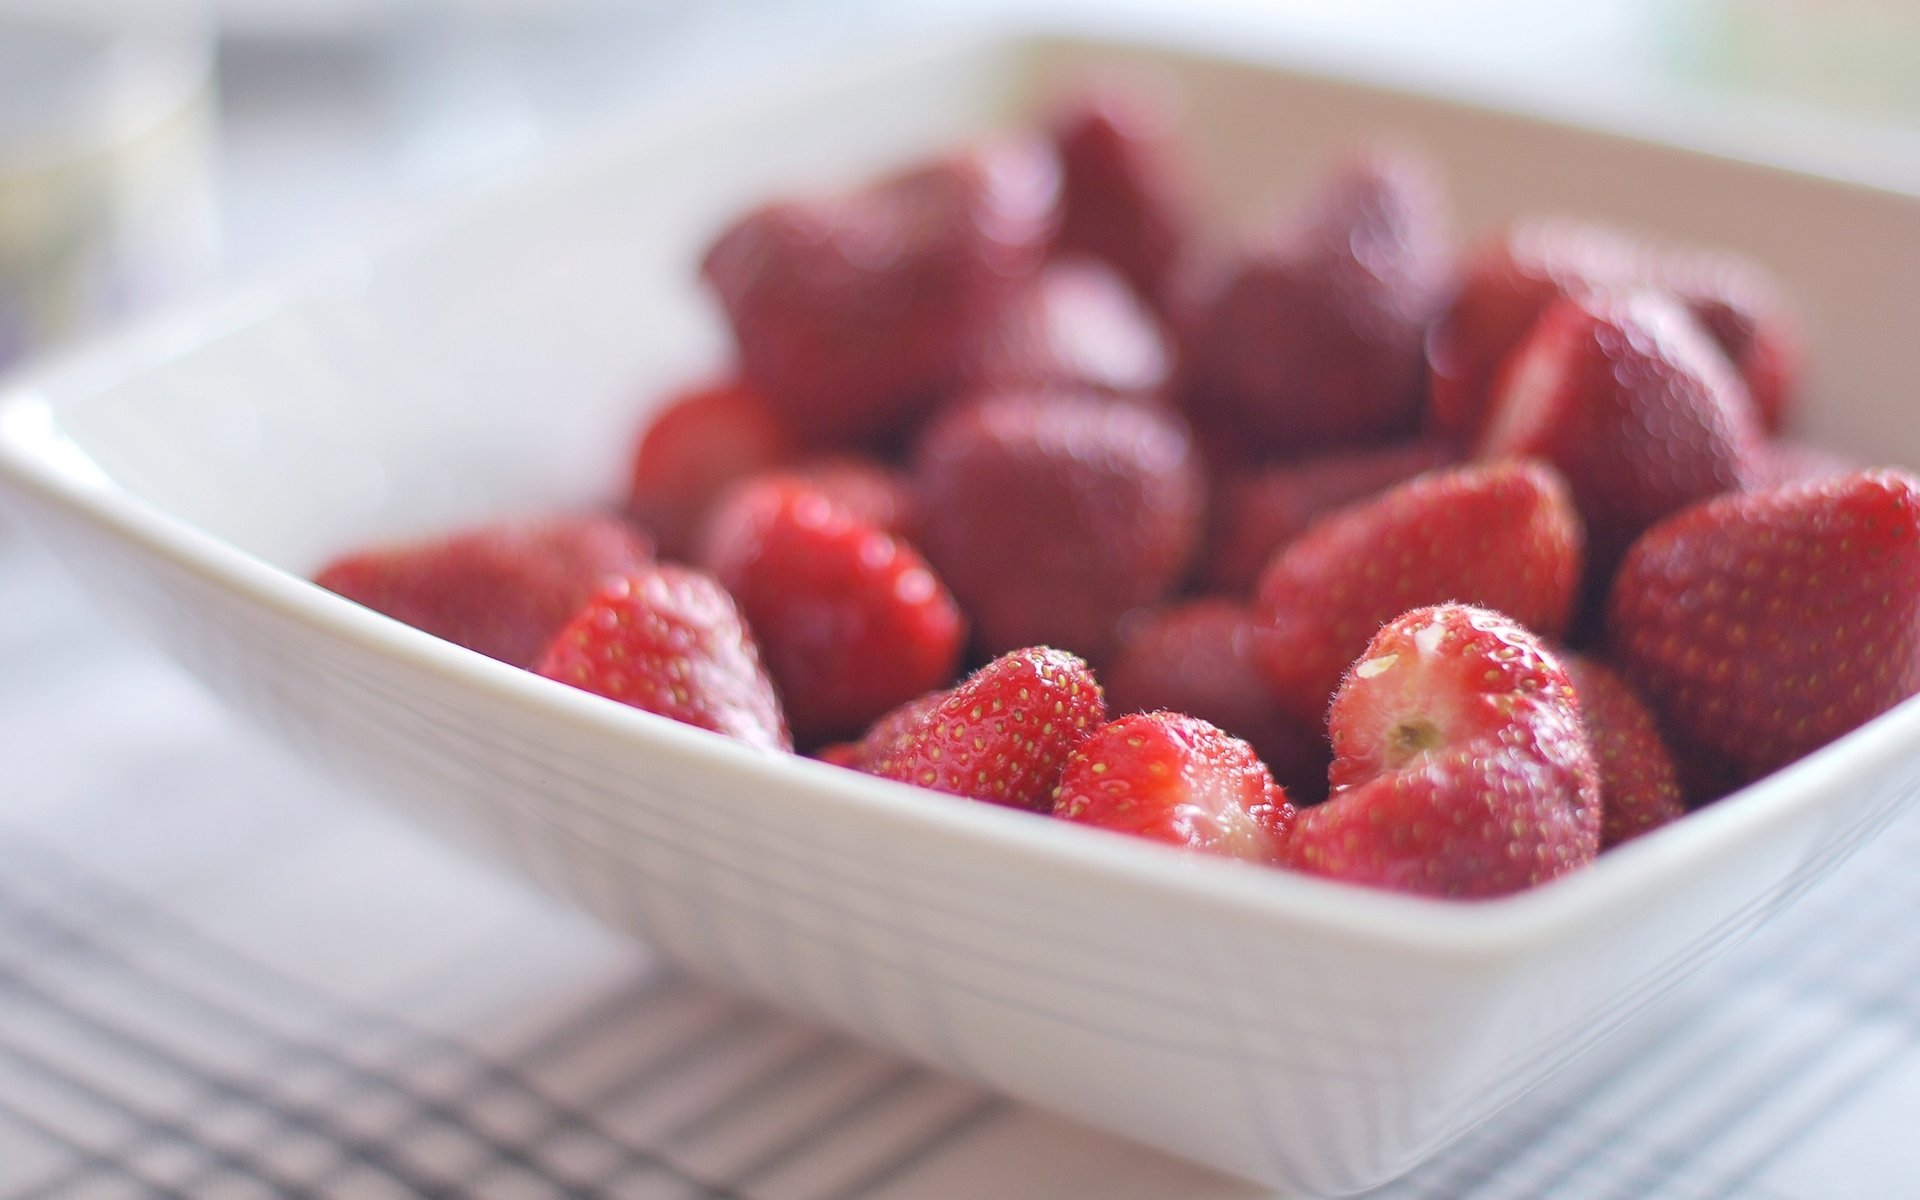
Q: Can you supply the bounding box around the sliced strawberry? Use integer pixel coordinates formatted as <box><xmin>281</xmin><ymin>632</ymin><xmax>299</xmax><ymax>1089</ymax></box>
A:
<box><xmin>315</xmin><ymin>514</ymin><xmax>653</xmax><ymax>669</ymax></box>
<box><xmin>959</xmin><ymin>258</ymin><xmax>1172</xmax><ymax>400</ymax></box>
<box><xmin>855</xmin><ymin>647</ymin><xmax>1107</xmax><ymax>810</ymax></box>
<box><xmin>624</xmin><ymin>378</ymin><xmax>795</xmax><ymax>559</ymax></box>
<box><xmin>1182</xmin><ymin>149</ymin><xmax>1449</xmax><ymax>454</ymax></box>
<box><xmin>1477</xmin><ymin>290</ymin><xmax>1764</xmax><ymax>579</ymax></box>
<box><xmin>1286</xmin><ymin>605</ymin><xmax>1601</xmax><ymax>898</ymax></box>
<box><xmin>701</xmin><ymin>478</ymin><xmax>964</xmax><ymax>745</ymax></box>
<box><xmin>1204</xmin><ymin>439</ymin><xmax>1457</xmax><ymax>595</ymax></box>
<box><xmin>703</xmin><ymin>139</ymin><xmax>1060</xmax><ymax>446</ymax></box>
<box><xmin>1563</xmin><ymin>655</ymin><xmax>1685</xmax><ymax>847</ymax></box>
<box><xmin>912</xmin><ymin>389</ymin><xmax>1204</xmax><ymax>662</ymax></box>
<box><xmin>1050</xmin><ymin>87</ymin><xmax>1191</xmax><ymax>310</ymax></box>
<box><xmin>534</xmin><ymin>563</ymin><xmax>789</xmax><ymax>751</ymax></box>
<box><xmin>1052</xmin><ymin>712</ymin><xmax>1295</xmax><ymax>862</ymax></box>
<box><xmin>1104</xmin><ymin>600</ymin><xmax>1330</xmax><ymax>799</ymax></box>
<box><xmin>1608</xmin><ymin>469</ymin><xmax>1920</xmax><ymax>780</ymax></box>
<box><xmin>1256</xmin><ymin>460</ymin><xmax>1583</xmax><ymax>727</ymax></box>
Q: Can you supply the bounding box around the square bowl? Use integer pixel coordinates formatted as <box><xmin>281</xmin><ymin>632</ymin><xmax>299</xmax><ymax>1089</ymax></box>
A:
<box><xmin>6</xmin><ymin>28</ymin><xmax>1920</xmax><ymax>1196</ymax></box>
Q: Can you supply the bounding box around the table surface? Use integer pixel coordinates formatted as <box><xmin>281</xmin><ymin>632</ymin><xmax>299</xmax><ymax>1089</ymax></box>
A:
<box><xmin>7</xmin><ymin>4</ymin><xmax>1920</xmax><ymax>1196</ymax></box>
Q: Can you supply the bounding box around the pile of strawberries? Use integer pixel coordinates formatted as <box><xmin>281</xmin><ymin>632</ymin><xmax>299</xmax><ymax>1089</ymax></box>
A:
<box><xmin>315</xmin><ymin>89</ymin><xmax>1920</xmax><ymax>900</ymax></box>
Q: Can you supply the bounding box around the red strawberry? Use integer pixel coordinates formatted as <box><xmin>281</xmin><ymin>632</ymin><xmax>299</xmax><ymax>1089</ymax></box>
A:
<box><xmin>912</xmin><ymin>390</ymin><xmax>1204</xmax><ymax>662</ymax></box>
<box><xmin>960</xmin><ymin>258</ymin><xmax>1172</xmax><ymax>400</ymax></box>
<box><xmin>1426</xmin><ymin>219</ymin><xmax>1643</xmax><ymax>443</ymax></box>
<box><xmin>1608</xmin><ymin>470</ymin><xmax>1920</xmax><ymax>780</ymax></box>
<box><xmin>783</xmin><ymin>458</ymin><xmax>917</xmax><ymax>536</ymax></box>
<box><xmin>1204</xmin><ymin>439</ymin><xmax>1457</xmax><ymax>594</ymax></box>
<box><xmin>1052</xmin><ymin>712</ymin><xmax>1295</xmax><ymax>862</ymax></box>
<box><xmin>1104</xmin><ymin>600</ymin><xmax>1330</xmax><ymax>799</ymax></box>
<box><xmin>1563</xmin><ymin>655</ymin><xmax>1685</xmax><ymax>847</ymax></box>
<box><xmin>1051</xmin><ymin>87</ymin><xmax>1192</xmax><ymax>310</ymax></box>
<box><xmin>315</xmin><ymin>515</ymin><xmax>653</xmax><ymax>669</ymax></box>
<box><xmin>702</xmin><ymin>140</ymin><xmax>1060</xmax><ymax>446</ymax></box>
<box><xmin>1664</xmin><ymin>251</ymin><xmax>1800</xmax><ymax>434</ymax></box>
<box><xmin>1286</xmin><ymin>605</ymin><xmax>1601</xmax><ymax>898</ymax></box>
<box><xmin>855</xmin><ymin>647</ymin><xmax>1107</xmax><ymax>810</ymax></box>
<box><xmin>1182</xmin><ymin>149</ymin><xmax>1449</xmax><ymax>454</ymax></box>
<box><xmin>1477</xmin><ymin>290</ymin><xmax>1763</xmax><ymax>578</ymax></box>
<box><xmin>624</xmin><ymin>378</ymin><xmax>795</xmax><ymax>559</ymax></box>
<box><xmin>534</xmin><ymin>564</ymin><xmax>790</xmax><ymax>751</ymax></box>
<box><xmin>1256</xmin><ymin>461</ymin><xmax>1583</xmax><ymax>727</ymax></box>
<box><xmin>701</xmin><ymin>478</ymin><xmax>964</xmax><ymax>745</ymax></box>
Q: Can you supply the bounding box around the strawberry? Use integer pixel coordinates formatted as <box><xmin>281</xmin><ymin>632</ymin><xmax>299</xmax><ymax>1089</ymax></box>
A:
<box><xmin>534</xmin><ymin>564</ymin><xmax>790</xmax><ymax>751</ymax></box>
<box><xmin>1664</xmin><ymin>250</ymin><xmax>1800</xmax><ymax>434</ymax></box>
<box><xmin>1051</xmin><ymin>88</ymin><xmax>1192</xmax><ymax>310</ymax></box>
<box><xmin>1285</xmin><ymin>605</ymin><xmax>1601</xmax><ymax>898</ymax></box>
<box><xmin>781</xmin><ymin>458</ymin><xmax>917</xmax><ymax>536</ymax></box>
<box><xmin>1563</xmin><ymin>655</ymin><xmax>1685</xmax><ymax>847</ymax></box>
<box><xmin>1182</xmin><ymin>149</ymin><xmax>1449</xmax><ymax>454</ymax></box>
<box><xmin>959</xmin><ymin>258</ymin><xmax>1172</xmax><ymax>400</ymax></box>
<box><xmin>1204</xmin><ymin>439</ymin><xmax>1457</xmax><ymax>594</ymax></box>
<box><xmin>702</xmin><ymin>140</ymin><xmax>1060</xmax><ymax>446</ymax></box>
<box><xmin>314</xmin><ymin>515</ymin><xmax>653</xmax><ymax>669</ymax></box>
<box><xmin>1754</xmin><ymin>439</ymin><xmax>1860</xmax><ymax>490</ymax></box>
<box><xmin>1426</xmin><ymin>219</ymin><xmax>1644</xmax><ymax>443</ymax></box>
<box><xmin>1256</xmin><ymin>460</ymin><xmax>1583</xmax><ymax>727</ymax></box>
<box><xmin>1608</xmin><ymin>470</ymin><xmax>1920</xmax><ymax>780</ymax></box>
<box><xmin>1104</xmin><ymin>600</ymin><xmax>1330</xmax><ymax>799</ymax></box>
<box><xmin>912</xmin><ymin>390</ymin><xmax>1204</xmax><ymax>662</ymax></box>
<box><xmin>1477</xmin><ymin>290</ymin><xmax>1763</xmax><ymax>580</ymax></box>
<box><xmin>700</xmin><ymin>478</ymin><xmax>964</xmax><ymax>745</ymax></box>
<box><xmin>1052</xmin><ymin>712</ymin><xmax>1295</xmax><ymax>862</ymax></box>
<box><xmin>624</xmin><ymin>378</ymin><xmax>795</xmax><ymax>559</ymax></box>
<box><xmin>855</xmin><ymin>647</ymin><xmax>1107</xmax><ymax>810</ymax></box>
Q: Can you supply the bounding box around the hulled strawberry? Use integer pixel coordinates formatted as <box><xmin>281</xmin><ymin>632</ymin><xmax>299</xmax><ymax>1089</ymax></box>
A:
<box><xmin>1477</xmin><ymin>290</ymin><xmax>1763</xmax><ymax>578</ymax></box>
<box><xmin>1204</xmin><ymin>439</ymin><xmax>1457</xmax><ymax>595</ymax></box>
<box><xmin>1104</xmin><ymin>600</ymin><xmax>1330</xmax><ymax>799</ymax></box>
<box><xmin>1256</xmin><ymin>460</ymin><xmax>1582</xmax><ymax>727</ymax></box>
<box><xmin>959</xmin><ymin>257</ymin><xmax>1172</xmax><ymax>400</ymax></box>
<box><xmin>534</xmin><ymin>563</ymin><xmax>789</xmax><ymax>751</ymax></box>
<box><xmin>315</xmin><ymin>515</ymin><xmax>653</xmax><ymax>669</ymax></box>
<box><xmin>1285</xmin><ymin>605</ymin><xmax>1601</xmax><ymax>898</ymax></box>
<box><xmin>1563</xmin><ymin>655</ymin><xmax>1685</xmax><ymax>847</ymax></box>
<box><xmin>1182</xmin><ymin>149</ymin><xmax>1449</xmax><ymax>454</ymax></box>
<box><xmin>855</xmin><ymin>647</ymin><xmax>1107</xmax><ymax>810</ymax></box>
<box><xmin>624</xmin><ymin>378</ymin><xmax>795</xmax><ymax>559</ymax></box>
<box><xmin>702</xmin><ymin>140</ymin><xmax>1060</xmax><ymax>446</ymax></box>
<box><xmin>700</xmin><ymin>478</ymin><xmax>964</xmax><ymax>745</ymax></box>
<box><xmin>1608</xmin><ymin>470</ymin><xmax>1920</xmax><ymax>780</ymax></box>
<box><xmin>1053</xmin><ymin>712</ymin><xmax>1295</xmax><ymax>862</ymax></box>
<box><xmin>912</xmin><ymin>389</ymin><xmax>1204</xmax><ymax>661</ymax></box>
<box><xmin>1050</xmin><ymin>88</ymin><xmax>1191</xmax><ymax>310</ymax></box>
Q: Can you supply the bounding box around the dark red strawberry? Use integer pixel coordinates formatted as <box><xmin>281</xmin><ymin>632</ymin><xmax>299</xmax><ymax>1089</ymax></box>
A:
<box><xmin>1052</xmin><ymin>712</ymin><xmax>1295</xmax><ymax>862</ymax></box>
<box><xmin>1104</xmin><ymin>600</ymin><xmax>1329</xmax><ymax>799</ymax></box>
<box><xmin>1426</xmin><ymin>219</ymin><xmax>1643</xmax><ymax>443</ymax></box>
<box><xmin>1051</xmin><ymin>87</ymin><xmax>1191</xmax><ymax>310</ymax></box>
<box><xmin>1477</xmin><ymin>290</ymin><xmax>1763</xmax><ymax>579</ymax></box>
<box><xmin>1182</xmin><ymin>149</ymin><xmax>1449</xmax><ymax>454</ymax></box>
<box><xmin>1665</xmin><ymin>251</ymin><xmax>1800</xmax><ymax>434</ymax></box>
<box><xmin>624</xmin><ymin>378</ymin><xmax>795</xmax><ymax>559</ymax></box>
<box><xmin>315</xmin><ymin>515</ymin><xmax>653</xmax><ymax>669</ymax></box>
<box><xmin>1563</xmin><ymin>655</ymin><xmax>1685</xmax><ymax>847</ymax></box>
<box><xmin>534</xmin><ymin>563</ymin><xmax>789</xmax><ymax>751</ymax></box>
<box><xmin>855</xmin><ymin>647</ymin><xmax>1107</xmax><ymax>810</ymax></box>
<box><xmin>959</xmin><ymin>258</ymin><xmax>1172</xmax><ymax>399</ymax></box>
<box><xmin>912</xmin><ymin>390</ymin><xmax>1204</xmax><ymax>662</ymax></box>
<box><xmin>1608</xmin><ymin>470</ymin><xmax>1920</xmax><ymax>780</ymax></box>
<box><xmin>1204</xmin><ymin>439</ymin><xmax>1457</xmax><ymax>594</ymax></box>
<box><xmin>1256</xmin><ymin>460</ymin><xmax>1583</xmax><ymax>727</ymax></box>
<box><xmin>1285</xmin><ymin>605</ymin><xmax>1601</xmax><ymax>898</ymax></box>
<box><xmin>702</xmin><ymin>139</ymin><xmax>1060</xmax><ymax>446</ymax></box>
<box><xmin>701</xmin><ymin>478</ymin><xmax>964</xmax><ymax>745</ymax></box>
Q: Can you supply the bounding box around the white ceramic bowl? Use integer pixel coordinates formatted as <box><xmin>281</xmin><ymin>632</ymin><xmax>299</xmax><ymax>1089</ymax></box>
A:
<box><xmin>6</xmin><ymin>30</ymin><xmax>1920</xmax><ymax>1197</ymax></box>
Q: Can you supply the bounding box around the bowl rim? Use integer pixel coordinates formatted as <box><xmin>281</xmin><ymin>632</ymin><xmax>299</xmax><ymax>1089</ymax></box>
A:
<box><xmin>3</xmin><ymin>23</ymin><xmax>1916</xmax><ymax>963</ymax></box>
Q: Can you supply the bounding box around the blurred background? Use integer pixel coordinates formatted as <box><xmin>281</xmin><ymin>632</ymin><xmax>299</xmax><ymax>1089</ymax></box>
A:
<box><xmin>5</xmin><ymin>0</ymin><xmax>1920</xmax><ymax>373</ymax></box>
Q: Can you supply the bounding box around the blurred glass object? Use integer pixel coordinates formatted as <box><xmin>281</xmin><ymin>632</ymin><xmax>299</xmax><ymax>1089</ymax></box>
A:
<box><xmin>1684</xmin><ymin>0</ymin><xmax>1920</xmax><ymax>125</ymax></box>
<box><xmin>0</xmin><ymin>2</ymin><xmax>217</xmax><ymax>368</ymax></box>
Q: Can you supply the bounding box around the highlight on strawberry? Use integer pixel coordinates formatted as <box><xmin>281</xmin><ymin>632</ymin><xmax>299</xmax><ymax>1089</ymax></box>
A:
<box><xmin>310</xmin><ymin>82</ymin><xmax>1920</xmax><ymax>902</ymax></box>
